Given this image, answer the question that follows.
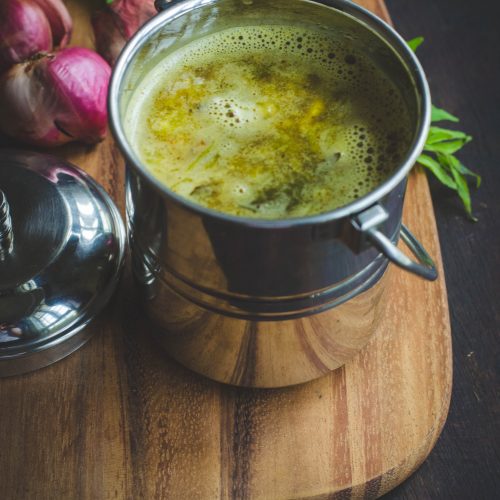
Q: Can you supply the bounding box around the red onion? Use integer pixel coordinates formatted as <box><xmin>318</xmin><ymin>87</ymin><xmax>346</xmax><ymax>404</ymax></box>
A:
<box><xmin>0</xmin><ymin>0</ymin><xmax>72</xmax><ymax>72</ymax></box>
<box><xmin>31</xmin><ymin>0</ymin><xmax>73</xmax><ymax>48</ymax></box>
<box><xmin>0</xmin><ymin>0</ymin><xmax>52</xmax><ymax>72</ymax></box>
<box><xmin>0</xmin><ymin>48</ymin><xmax>111</xmax><ymax>146</ymax></box>
<box><xmin>92</xmin><ymin>0</ymin><xmax>156</xmax><ymax>65</ymax></box>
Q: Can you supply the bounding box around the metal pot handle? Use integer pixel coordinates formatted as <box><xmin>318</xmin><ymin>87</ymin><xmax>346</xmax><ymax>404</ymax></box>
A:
<box><xmin>366</xmin><ymin>224</ymin><xmax>437</xmax><ymax>281</ymax></box>
<box><xmin>352</xmin><ymin>204</ymin><xmax>438</xmax><ymax>281</ymax></box>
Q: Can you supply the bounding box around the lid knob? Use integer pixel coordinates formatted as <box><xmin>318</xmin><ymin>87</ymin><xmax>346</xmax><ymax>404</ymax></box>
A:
<box><xmin>0</xmin><ymin>189</ymin><xmax>13</xmax><ymax>260</ymax></box>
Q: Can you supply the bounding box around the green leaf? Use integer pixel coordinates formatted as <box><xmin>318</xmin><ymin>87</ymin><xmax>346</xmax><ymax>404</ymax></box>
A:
<box><xmin>438</xmin><ymin>153</ymin><xmax>481</xmax><ymax>188</ymax></box>
<box><xmin>427</xmin><ymin>126</ymin><xmax>470</xmax><ymax>144</ymax></box>
<box><xmin>106</xmin><ymin>0</ymin><xmax>114</xmax><ymax>4</ymax></box>
<box><xmin>438</xmin><ymin>154</ymin><xmax>478</xmax><ymax>220</ymax></box>
<box><xmin>431</xmin><ymin>105</ymin><xmax>459</xmax><ymax>123</ymax></box>
<box><xmin>450</xmin><ymin>165</ymin><xmax>476</xmax><ymax>220</ymax></box>
<box><xmin>407</xmin><ymin>37</ymin><xmax>424</xmax><ymax>52</ymax></box>
<box><xmin>424</xmin><ymin>137</ymin><xmax>472</xmax><ymax>155</ymax></box>
<box><xmin>456</xmin><ymin>160</ymin><xmax>482</xmax><ymax>188</ymax></box>
<box><xmin>452</xmin><ymin>170</ymin><xmax>475</xmax><ymax>220</ymax></box>
<box><xmin>407</xmin><ymin>36</ymin><xmax>479</xmax><ymax>219</ymax></box>
<box><xmin>417</xmin><ymin>154</ymin><xmax>457</xmax><ymax>189</ymax></box>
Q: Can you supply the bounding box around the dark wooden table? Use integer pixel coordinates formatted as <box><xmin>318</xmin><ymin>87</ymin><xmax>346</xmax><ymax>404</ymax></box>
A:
<box><xmin>384</xmin><ymin>0</ymin><xmax>500</xmax><ymax>497</ymax></box>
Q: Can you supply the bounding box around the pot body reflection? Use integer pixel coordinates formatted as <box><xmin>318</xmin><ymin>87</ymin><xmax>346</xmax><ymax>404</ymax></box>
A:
<box><xmin>127</xmin><ymin>167</ymin><xmax>397</xmax><ymax>387</ymax></box>
<box><xmin>137</xmin><ymin>257</ymin><xmax>387</xmax><ymax>388</ymax></box>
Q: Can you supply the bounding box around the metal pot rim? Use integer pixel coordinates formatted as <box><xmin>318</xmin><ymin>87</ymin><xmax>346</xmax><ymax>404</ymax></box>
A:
<box><xmin>109</xmin><ymin>0</ymin><xmax>431</xmax><ymax>229</ymax></box>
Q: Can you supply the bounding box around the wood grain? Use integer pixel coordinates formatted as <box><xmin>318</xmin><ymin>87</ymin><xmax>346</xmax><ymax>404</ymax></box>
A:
<box><xmin>381</xmin><ymin>0</ymin><xmax>500</xmax><ymax>497</ymax></box>
<box><xmin>0</xmin><ymin>1</ymin><xmax>452</xmax><ymax>498</ymax></box>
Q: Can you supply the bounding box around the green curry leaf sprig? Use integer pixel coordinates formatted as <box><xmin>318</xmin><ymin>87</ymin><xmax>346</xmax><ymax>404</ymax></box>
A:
<box><xmin>408</xmin><ymin>37</ymin><xmax>481</xmax><ymax>221</ymax></box>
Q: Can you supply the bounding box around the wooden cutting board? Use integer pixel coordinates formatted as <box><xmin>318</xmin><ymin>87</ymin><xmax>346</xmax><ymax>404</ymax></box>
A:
<box><xmin>0</xmin><ymin>1</ymin><xmax>452</xmax><ymax>498</ymax></box>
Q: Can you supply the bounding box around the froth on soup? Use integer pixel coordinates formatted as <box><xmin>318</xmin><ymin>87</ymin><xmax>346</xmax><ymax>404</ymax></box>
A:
<box><xmin>125</xmin><ymin>25</ymin><xmax>413</xmax><ymax>218</ymax></box>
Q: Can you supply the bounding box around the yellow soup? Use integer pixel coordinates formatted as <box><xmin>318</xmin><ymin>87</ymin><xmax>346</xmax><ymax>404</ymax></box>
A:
<box><xmin>126</xmin><ymin>25</ymin><xmax>412</xmax><ymax>218</ymax></box>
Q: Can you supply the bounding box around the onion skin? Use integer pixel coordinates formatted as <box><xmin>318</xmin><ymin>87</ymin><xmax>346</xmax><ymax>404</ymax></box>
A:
<box><xmin>0</xmin><ymin>0</ymin><xmax>53</xmax><ymax>73</ymax></box>
<box><xmin>31</xmin><ymin>0</ymin><xmax>73</xmax><ymax>48</ymax></box>
<box><xmin>92</xmin><ymin>0</ymin><xmax>156</xmax><ymax>65</ymax></box>
<box><xmin>0</xmin><ymin>48</ymin><xmax>111</xmax><ymax>147</ymax></box>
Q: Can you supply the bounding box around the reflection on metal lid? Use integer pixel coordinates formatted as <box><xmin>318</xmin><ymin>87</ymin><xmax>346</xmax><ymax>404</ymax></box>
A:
<box><xmin>0</xmin><ymin>150</ymin><xmax>125</xmax><ymax>377</ymax></box>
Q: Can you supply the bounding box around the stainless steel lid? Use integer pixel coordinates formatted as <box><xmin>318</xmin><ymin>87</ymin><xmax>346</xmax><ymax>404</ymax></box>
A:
<box><xmin>0</xmin><ymin>150</ymin><xmax>125</xmax><ymax>377</ymax></box>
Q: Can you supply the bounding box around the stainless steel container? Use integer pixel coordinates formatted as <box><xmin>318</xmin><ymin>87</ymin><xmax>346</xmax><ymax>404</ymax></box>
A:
<box><xmin>109</xmin><ymin>0</ymin><xmax>436</xmax><ymax>387</ymax></box>
<box><xmin>0</xmin><ymin>151</ymin><xmax>125</xmax><ymax>377</ymax></box>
